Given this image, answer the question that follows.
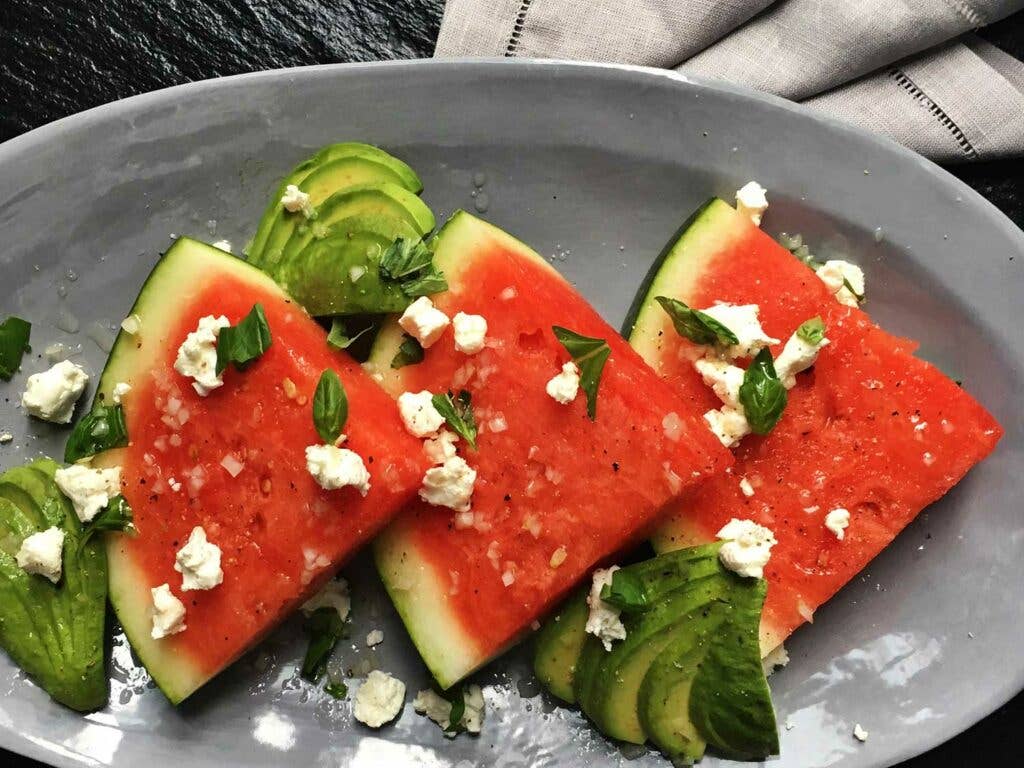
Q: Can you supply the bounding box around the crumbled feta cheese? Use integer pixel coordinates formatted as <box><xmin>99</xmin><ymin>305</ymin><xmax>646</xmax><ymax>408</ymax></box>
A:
<box><xmin>21</xmin><ymin>360</ymin><xmax>89</xmax><ymax>423</ymax></box>
<box><xmin>220</xmin><ymin>453</ymin><xmax>244</xmax><ymax>477</ymax></box>
<box><xmin>824</xmin><ymin>508</ymin><xmax>851</xmax><ymax>541</ymax></box>
<box><xmin>694</xmin><ymin>357</ymin><xmax>744</xmax><ymax>409</ymax></box>
<box><xmin>499</xmin><ymin>286</ymin><xmax>517</xmax><ymax>300</ymax></box>
<box><xmin>398</xmin><ymin>390</ymin><xmax>445</xmax><ymax>438</ymax></box>
<box><xmin>488</xmin><ymin>413</ymin><xmax>508</xmax><ymax>433</ymax></box>
<box><xmin>452</xmin><ymin>312</ymin><xmax>488</xmax><ymax>355</ymax></box>
<box><xmin>413</xmin><ymin>684</ymin><xmax>485</xmax><ymax>734</ymax></box>
<box><xmin>0</xmin><ymin>432</ymin><xmax>13</xmax><ymax>444</ymax></box>
<box><xmin>774</xmin><ymin>329</ymin><xmax>830</xmax><ymax>388</ymax></box>
<box><xmin>174</xmin><ymin>526</ymin><xmax>224</xmax><ymax>591</ymax></box>
<box><xmin>366</xmin><ymin>629</ymin><xmax>384</xmax><ymax>647</ymax></box>
<box><xmin>398</xmin><ymin>296</ymin><xmax>450</xmax><ymax>349</ymax></box>
<box><xmin>111</xmin><ymin>381</ymin><xmax>132</xmax><ymax>404</ymax></box>
<box><xmin>853</xmin><ymin>723</ymin><xmax>869</xmax><ymax>742</ymax></box>
<box><xmin>546</xmin><ymin>361</ymin><xmax>580</xmax><ymax>404</ymax></box>
<box><xmin>151</xmin><ymin>583</ymin><xmax>187</xmax><ymax>639</ymax></box>
<box><xmin>120</xmin><ymin>314</ymin><xmax>142</xmax><ymax>335</ymax></box>
<box><xmin>419</xmin><ymin>456</ymin><xmax>476</xmax><ymax>512</ymax></box>
<box><xmin>817</xmin><ymin>260</ymin><xmax>865</xmax><ymax>307</ymax></box>
<box><xmin>173</xmin><ymin>315</ymin><xmax>230</xmax><ymax>396</ymax></box>
<box><xmin>739</xmin><ymin>477</ymin><xmax>755</xmax><ymax>497</ymax></box>
<box><xmin>301</xmin><ymin>577</ymin><xmax>351</xmax><ymax>620</ymax></box>
<box><xmin>54</xmin><ymin>464</ymin><xmax>121</xmax><ymax>523</ymax></box>
<box><xmin>585</xmin><ymin>567</ymin><xmax>627</xmax><ymax>651</ymax></box>
<box><xmin>211</xmin><ymin>239</ymin><xmax>232</xmax><ymax>253</ymax></box>
<box><xmin>735</xmin><ymin>181</ymin><xmax>769</xmax><ymax>226</ymax></box>
<box><xmin>423</xmin><ymin>429</ymin><xmax>459</xmax><ymax>464</ymax></box>
<box><xmin>699</xmin><ymin>303</ymin><xmax>779</xmax><ymax>358</ymax></box>
<box><xmin>501</xmin><ymin>564</ymin><xmax>516</xmax><ymax>587</ymax></box>
<box><xmin>353</xmin><ymin>670</ymin><xmax>406</xmax><ymax>728</ymax></box>
<box><xmin>662</xmin><ymin>412</ymin><xmax>682</xmax><ymax>441</ymax></box>
<box><xmin>16</xmin><ymin>526</ymin><xmax>66</xmax><ymax>583</ymax></box>
<box><xmin>762</xmin><ymin>643</ymin><xmax>789</xmax><ymax>676</ymax></box>
<box><xmin>716</xmin><ymin>518</ymin><xmax>777</xmax><ymax>578</ymax></box>
<box><xmin>305</xmin><ymin>444</ymin><xmax>371</xmax><ymax>495</ymax></box>
<box><xmin>704</xmin><ymin>406</ymin><xmax>751</xmax><ymax>448</ymax></box>
<box><xmin>280</xmin><ymin>184</ymin><xmax>314</xmax><ymax>218</ymax></box>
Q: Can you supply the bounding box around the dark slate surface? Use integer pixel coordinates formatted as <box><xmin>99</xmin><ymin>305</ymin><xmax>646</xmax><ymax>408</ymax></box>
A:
<box><xmin>0</xmin><ymin>2</ymin><xmax>1020</xmax><ymax>766</ymax></box>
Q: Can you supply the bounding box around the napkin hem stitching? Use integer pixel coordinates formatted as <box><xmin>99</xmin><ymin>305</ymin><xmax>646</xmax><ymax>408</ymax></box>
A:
<box><xmin>887</xmin><ymin>67</ymin><xmax>978</xmax><ymax>160</ymax></box>
<box><xmin>504</xmin><ymin>0</ymin><xmax>534</xmax><ymax>57</ymax></box>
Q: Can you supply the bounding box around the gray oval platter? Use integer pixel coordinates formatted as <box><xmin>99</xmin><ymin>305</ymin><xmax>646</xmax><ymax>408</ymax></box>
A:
<box><xmin>0</xmin><ymin>59</ymin><xmax>1021</xmax><ymax>768</ymax></box>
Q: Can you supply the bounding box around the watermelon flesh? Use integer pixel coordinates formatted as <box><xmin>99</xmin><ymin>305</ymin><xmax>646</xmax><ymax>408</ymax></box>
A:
<box><xmin>629</xmin><ymin>200</ymin><xmax>1003</xmax><ymax>652</ymax></box>
<box><xmin>94</xmin><ymin>238</ymin><xmax>428</xmax><ymax>703</ymax></box>
<box><xmin>370</xmin><ymin>212</ymin><xmax>732</xmax><ymax>687</ymax></box>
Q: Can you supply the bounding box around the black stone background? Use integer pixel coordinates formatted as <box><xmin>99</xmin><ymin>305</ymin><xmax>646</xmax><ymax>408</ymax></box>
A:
<box><xmin>0</xmin><ymin>2</ymin><xmax>1020</xmax><ymax>766</ymax></box>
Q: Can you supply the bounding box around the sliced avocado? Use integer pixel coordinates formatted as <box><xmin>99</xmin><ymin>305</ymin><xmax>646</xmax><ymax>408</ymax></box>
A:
<box><xmin>248</xmin><ymin>142</ymin><xmax>422</xmax><ymax>264</ymax></box>
<box><xmin>0</xmin><ymin>460</ymin><xmax>107</xmax><ymax>711</ymax></box>
<box><xmin>253</xmin><ymin>158</ymin><xmax>426</xmax><ymax>269</ymax></box>
<box><xmin>533</xmin><ymin>588</ymin><xmax>589</xmax><ymax>703</ymax></box>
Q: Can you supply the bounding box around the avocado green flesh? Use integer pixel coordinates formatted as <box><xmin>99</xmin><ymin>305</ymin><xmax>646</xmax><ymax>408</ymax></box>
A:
<box><xmin>247</xmin><ymin>142</ymin><xmax>422</xmax><ymax>263</ymax></box>
<box><xmin>278</xmin><ymin>209</ymin><xmax>421</xmax><ymax>272</ymax></box>
<box><xmin>639</xmin><ymin>645</ymin><xmax>710</xmax><ymax>760</ymax></box>
<box><xmin>0</xmin><ymin>460</ymin><xmax>107</xmax><ymax>711</ymax></box>
<box><xmin>533</xmin><ymin>589</ymin><xmax>589</xmax><ymax>703</ymax></box>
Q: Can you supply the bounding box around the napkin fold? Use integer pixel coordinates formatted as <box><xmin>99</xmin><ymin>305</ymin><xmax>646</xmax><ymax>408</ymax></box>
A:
<box><xmin>435</xmin><ymin>0</ymin><xmax>1024</xmax><ymax>162</ymax></box>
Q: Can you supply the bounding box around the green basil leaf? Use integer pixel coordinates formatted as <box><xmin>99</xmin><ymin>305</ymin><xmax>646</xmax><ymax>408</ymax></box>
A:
<box><xmin>778</xmin><ymin>232</ymin><xmax>821</xmax><ymax>269</ymax></box>
<box><xmin>552</xmin><ymin>326</ymin><xmax>612</xmax><ymax>421</ymax></box>
<box><xmin>391</xmin><ymin>334</ymin><xmax>424</xmax><ymax>369</ymax></box>
<box><xmin>312</xmin><ymin>370</ymin><xmax>348</xmax><ymax>444</ymax></box>
<box><xmin>445</xmin><ymin>686</ymin><xmax>467</xmax><ymax>733</ymax></box>
<box><xmin>401</xmin><ymin>264</ymin><xmax>449</xmax><ymax>298</ymax></box>
<box><xmin>599</xmin><ymin>569</ymin><xmax>649</xmax><ymax>614</ymax></box>
<box><xmin>64</xmin><ymin>403</ymin><xmax>129</xmax><ymax>463</ymax></box>
<box><xmin>0</xmin><ymin>316</ymin><xmax>31</xmax><ymax>381</ymax></box>
<box><xmin>78</xmin><ymin>495</ymin><xmax>135</xmax><ymax>552</ymax></box>
<box><xmin>431</xmin><ymin>390</ymin><xmax>477</xmax><ymax>449</ymax></box>
<box><xmin>300</xmin><ymin>607</ymin><xmax>347</xmax><ymax>683</ymax></box>
<box><xmin>327</xmin><ymin>318</ymin><xmax>372</xmax><ymax>351</ymax></box>
<box><xmin>738</xmin><ymin>348</ymin><xmax>788</xmax><ymax>435</ymax></box>
<box><xmin>215</xmin><ymin>303</ymin><xmax>272</xmax><ymax>375</ymax></box>
<box><xmin>842</xmin><ymin>277</ymin><xmax>865</xmax><ymax>303</ymax></box>
<box><xmin>795</xmin><ymin>316</ymin><xmax>826</xmax><ymax>345</ymax></box>
<box><xmin>324</xmin><ymin>680</ymin><xmax>348</xmax><ymax>699</ymax></box>
<box><xmin>379</xmin><ymin>237</ymin><xmax>434</xmax><ymax>280</ymax></box>
<box><xmin>655</xmin><ymin>297</ymin><xmax>739</xmax><ymax>347</ymax></box>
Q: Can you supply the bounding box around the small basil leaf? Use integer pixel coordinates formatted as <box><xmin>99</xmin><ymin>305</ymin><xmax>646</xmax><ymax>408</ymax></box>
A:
<box><xmin>552</xmin><ymin>326</ymin><xmax>612</xmax><ymax>421</ymax></box>
<box><xmin>431</xmin><ymin>390</ymin><xmax>477</xmax><ymax>449</ymax></box>
<box><xmin>78</xmin><ymin>495</ymin><xmax>135</xmax><ymax>552</ymax></box>
<box><xmin>778</xmin><ymin>232</ymin><xmax>821</xmax><ymax>269</ymax></box>
<box><xmin>300</xmin><ymin>607</ymin><xmax>347</xmax><ymax>683</ymax></box>
<box><xmin>64</xmin><ymin>403</ymin><xmax>129</xmax><ymax>463</ymax></box>
<box><xmin>599</xmin><ymin>569</ymin><xmax>649</xmax><ymax>614</ymax></box>
<box><xmin>795</xmin><ymin>316</ymin><xmax>826</xmax><ymax>345</ymax></box>
<box><xmin>379</xmin><ymin>237</ymin><xmax>434</xmax><ymax>280</ymax></box>
<box><xmin>401</xmin><ymin>265</ymin><xmax>449</xmax><ymax>298</ymax></box>
<box><xmin>738</xmin><ymin>348</ymin><xmax>788</xmax><ymax>435</ymax></box>
<box><xmin>324</xmin><ymin>680</ymin><xmax>348</xmax><ymax>699</ymax></box>
<box><xmin>215</xmin><ymin>303</ymin><xmax>272</xmax><ymax>375</ymax></box>
<box><xmin>312</xmin><ymin>370</ymin><xmax>348</xmax><ymax>444</ymax></box>
<box><xmin>842</xmin><ymin>277</ymin><xmax>865</xmax><ymax>303</ymax></box>
<box><xmin>654</xmin><ymin>297</ymin><xmax>739</xmax><ymax>347</ymax></box>
<box><xmin>327</xmin><ymin>318</ymin><xmax>372</xmax><ymax>351</ymax></box>
<box><xmin>391</xmin><ymin>334</ymin><xmax>424</xmax><ymax>369</ymax></box>
<box><xmin>445</xmin><ymin>686</ymin><xmax>466</xmax><ymax>733</ymax></box>
<box><xmin>0</xmin><ymin>316</ymin><xmax>31</xmax><ymax>381</ymax></box>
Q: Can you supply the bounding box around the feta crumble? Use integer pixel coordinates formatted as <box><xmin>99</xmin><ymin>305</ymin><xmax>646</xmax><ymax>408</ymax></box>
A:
<box><xmin>16</xmin><ymin>526</ymin><xmax>66</xmax><ymax>583</ymax></box>
<box><xmin>662</xmin><ymin>411</ymin><xmax>683</xmax><ymax>441</ymax></box>
<box><xmin>151</xmin><ymin>583</ymin><xmax>187</xmax><ymax>639</ymax></box>
<box><xmin>585</xmin><ymin>567</ymin><xmax>627</xmax><ymax>651</ymax></box>
<box><xmin>716</xmin><ymin>518</ymin><xmax>777</xmax><ymax>578</ymax></box>
<box><xmin>853</xmin><ymin>723</ymin><xmax>869</xmax><ymax>742</ymax></box>
<box><xmin>419</xmin><ymin>456</ymin><xmax>476</xmax><ymax>512</ymax></box>
<box><xmin>173</xmin><ymin>315</ymin><xmax>230</xmax><ymax>396</ymax></box>
<box><xmin>817</xmin><ymin>260</ymin><xmax>865</xmax><ymax>307</ymax></box>
<box><xmin>774</xmin><ymin>328</ymin><xmax>830</xmax><ymax>388</ymax></box>
<box><xmin>423</xmin><ymin>429</ymin><xmax>459</xmax><ymax>465</ymax></box>
<box><xmin>546</xmin><ymin>361</ymin><xmax>580</xmax><ymax>404</ymax></box>
<box><xmin>53</xmin><ymin>464</ymin><xmax>121</xmax><ymax>523</ymax></box>
<box><xmin>174</xmin><ymin>526</ymin><xmax>224</xmax><ymax>591</ymax></box>
<box><xmin>704</xmin><ymin>406</ymin><xmax>752</xmax><ymax>448</ymax></box>
<box><xmin>762</xmin><ymin>643</ymin><xmax>790</xmax><ymax>676</ymax></box>
<box><xmin>694</xmin><ymin>357</ymin><xmax>744</xmax><ymax>409</ymax></box>
<box><xmin>699</xmin><ymin>303</ymin><xmax>779</xmax><ymax>359</ymax></box>
<box><xmin>111</xmin><ymin>381</ymin><xmax>132</xmax><ymax>404</ymax></box>
<box><xmin>398</xmin><ymin>390</ymin><xmax>445</xmax><ymax>438</ymax></box>
<box><xmin>353</xmin><ymin>670</ymin><xmax>406</xmax><ymax>728</ymax></box>
<box><xmin>366</xmin><ymin>629</ymin><xmax>384</xmax><ymax>647</ymax></box>
<box><xmin>452</xmin><ymin>312</ymin><xmax>488</xmax><ymax>355</ymax></box>
<box><xmin>824</xmin><ymin>508</ymin><xmax>851</xmax><ymax>541</ymax></box>
<box><xmin>305</xmin><ymin>443</ymin><xmax>371</xmax><ymax>496</ymax></box>
<box><xmin>301</xmin><ymin>578</ymin><xmax>351</xmax><ymax>620</ymax></box>
<box><xmin>398</xmin><ymin>296</ymin><xmax>450</xmax><ymax>349</ymax></box>
<box><xmin>413</xmin><ymin>684</ymin><xmax>485</xmax><ymax>735</ymax></box>
<box><xmin>739</xmin><ymin>477</ymin><xmax>755</xmax><ymax>497</ymax></box>
<box><xmin>120</xmin><ymin>314</ymin><xmax>142</xmax><ymax>335</ymax></box>
<box><xmin>735</xmin><ymin>181</ymin><xmax>769</xmax><ymax>226</ymax></box>
<box><xmin>0</xmin><ymin>432</ymin><xmax>13</xmax><ymax>444</ymax></box>
<box><xmin>280</xmin><ymin>184</ymin><xmax>314</xmax><ymax>218</ymax></box>
<box><xmin>21</xmin><ymin>360</ymin><xmax>89</xmax><ymax>424</ymax></box>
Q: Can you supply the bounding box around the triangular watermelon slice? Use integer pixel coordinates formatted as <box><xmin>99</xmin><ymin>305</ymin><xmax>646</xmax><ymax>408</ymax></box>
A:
<box><xmin>92</xmin><ymin>238</ymin><xmax>429</xmax><ymax>702</ymax></box>
<box><xmin>627</xmin><ymin>200</ymin><xmax>1003</xmax><ymax>653</ymax></box>
<box><xmin>367</xmin><ymin>212</ymin><xmax>732</xmax><ymax>687</ymax></box>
